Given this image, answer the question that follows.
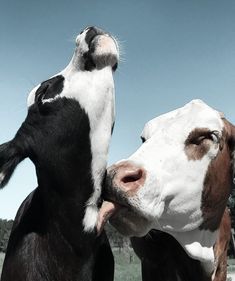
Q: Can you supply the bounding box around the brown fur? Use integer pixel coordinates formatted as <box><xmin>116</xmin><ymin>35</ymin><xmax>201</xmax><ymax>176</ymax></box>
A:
<box><xmin>200</xmin><ymin>131</ymin><xmax>231</xmax><ymax>231</ymax></box>
<box><xmin>184</xmin><ymin>128</ymin><xmax>213</xmax><ymax>160</ymax></box>
<box><xmin>213</xmin><ymin>208</ymin><xmax>231</xmax><ymax>281</ymax></box>
<box><xmin>200</xmin><ymin>120</ymin><xmax>235</xmax><ymax>231</ymax></box>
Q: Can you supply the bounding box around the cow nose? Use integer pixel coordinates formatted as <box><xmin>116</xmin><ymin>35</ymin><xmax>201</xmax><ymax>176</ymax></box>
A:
<box><xmin>111</xmin><ymin>162</ymin><xmax>146</xmax><ymax>194</ymax></box>
<box><xmin>85</xmin><ymin>26</ymin><xmax>105</xmax><ymax>45</ymax></box>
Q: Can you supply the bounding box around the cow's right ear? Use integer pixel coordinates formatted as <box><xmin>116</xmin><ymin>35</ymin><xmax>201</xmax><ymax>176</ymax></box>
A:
<box><xmin>34</xmin><ymin>75</ymin><xmax>65</xmax><ymax>114</ymax></box>
<box><xmin>0</xmin><ymin>140</ymin><xmax>25</xmax><ymax>188</ymax></box>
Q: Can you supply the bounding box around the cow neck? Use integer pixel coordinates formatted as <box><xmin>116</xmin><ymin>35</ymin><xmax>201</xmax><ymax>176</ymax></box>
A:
<box><xmin>18</xmin><ymin>99</ymin><xmax>97</xmax><ymax>239</ymax></box>
<box><xmin>131</xmin><ymin>231</ymin><xmax>211</xmax><ymax>281</ymax></box>
<box><xmin>32</xmin><ymin>149</ymin><xmax>98</xmax><ymax>249</ymax></box>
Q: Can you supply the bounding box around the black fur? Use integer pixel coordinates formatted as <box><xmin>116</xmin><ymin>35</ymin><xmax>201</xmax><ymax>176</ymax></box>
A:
<box><xmin>35</xmin><ymin>75</ymin><xmax>65</xmax><ymax>104</ymax></box>
<box><xmin>131</xmin><ymin>231</ymin><xmax>210</xmax><ymax>281</ymax></box>
<box><xmin>85</xmin><ymin>27</ymin><xmax>100</xmax><ymax>46</ymax></box>
<box><xmin>83</xmin><ymin>27</ymin><xmax>118</xmax><ymax>72</ymax></box>
<box><xmin>0</xmin><ymin>142</ymin><xmax>24</xmax><ymax>188</ymax></box>
<box><xmin>1</xmin><ymin>94</ymin><xmax>114</xmax><ymax>280</ymax></box>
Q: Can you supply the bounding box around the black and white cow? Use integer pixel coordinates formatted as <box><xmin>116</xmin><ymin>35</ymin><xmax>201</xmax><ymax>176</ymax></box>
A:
<box><xmin>99</xmin><ymin>100</ymin><xmax>234</xmax><ymax>281</ymax></box>
<box><xmin>0</xmin><ymin>26</ymin><xmax>119</xmax><ymax>281</ymax></box>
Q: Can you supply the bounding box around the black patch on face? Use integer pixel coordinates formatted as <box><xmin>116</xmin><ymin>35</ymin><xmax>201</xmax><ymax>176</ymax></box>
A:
<box><xmin>35</xmin><ymin>75</ymin><xmax>65</xmax><ymax>105</ymax></box>
<box><xmin>111</xmin><ymin>122</ymin><xmax>115</xmax><ymax>134</ymax></box>
<box><xmin>85</xmin><ymin>27</ymin><xmax>98</xmax><ymax>46</ymax></box>
<box><xmin>83</xmin><ymin>51</ymin><xmax>96</xmax><ymax>71</ymax></box>
<box><xmin>112</xmin><ymin>62</ymin><xmax>118</xmax><ymax>72</ymax></box>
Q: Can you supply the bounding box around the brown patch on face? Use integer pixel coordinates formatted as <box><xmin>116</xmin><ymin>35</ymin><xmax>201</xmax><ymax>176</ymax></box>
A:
<box><xmin>200</xmin><ymin>120</ymin><xmax>235</xmax><ymax>231</ymax></box>
<box><xmin>184</xmin><ymin>128</ymin><xmax>224</xmax><ymax>161</ymax></box>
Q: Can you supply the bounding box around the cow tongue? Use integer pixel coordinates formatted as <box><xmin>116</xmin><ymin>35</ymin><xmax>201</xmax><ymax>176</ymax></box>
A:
<box><xmin>97</xmin><ymin>201</ymin><xmax>121</xmax><ymax>235</ymax></box>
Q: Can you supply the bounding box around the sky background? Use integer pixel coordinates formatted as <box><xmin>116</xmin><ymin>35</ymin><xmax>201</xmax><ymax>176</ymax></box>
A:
<box><xmin>0</xmin><ymin>0</ymin><xmax>235</xmax><ymax>219</ymax></box>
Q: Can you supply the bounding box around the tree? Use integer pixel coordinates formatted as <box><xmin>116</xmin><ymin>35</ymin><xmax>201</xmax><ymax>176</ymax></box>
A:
<box><xmin>0</xmin><ymin>219</ymin><xmax>13</xmax><ymax>253</ymax></box>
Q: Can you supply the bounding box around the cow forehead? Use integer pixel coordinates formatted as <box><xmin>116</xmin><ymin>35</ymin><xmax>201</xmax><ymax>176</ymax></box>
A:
<box><xmin>142</xmin><ymin>99</ymin><xmax>224</xmax><ymax>141</ymax></box>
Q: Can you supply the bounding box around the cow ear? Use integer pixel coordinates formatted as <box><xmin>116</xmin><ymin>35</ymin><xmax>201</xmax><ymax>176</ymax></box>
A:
<box><xmin>34</xmin><ymin>75</ymin><xmax>65</xmax><ymax>114</ymax></box>
<box><xmin>0</xmin><ymin>141</ymin><xmax>25</xmax><ymax>188</ymax></box>
<box><xmin>232</xmin><ymin>127</ymin><xmax>235</xmax><ymax>185</ymax></box>
<box><xmin>225</xmin><ymin>120</ymin><xmax>235</xmax><ymax>184</ymax></box>
<box><xmin>34</xmin><ymin>83</ymin><xmax>52</xmax><ymax>115</ymax></box>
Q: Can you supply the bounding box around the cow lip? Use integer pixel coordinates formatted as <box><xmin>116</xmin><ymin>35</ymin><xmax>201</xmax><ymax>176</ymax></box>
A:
<box><xmin>97</xmin><ymin>200</ymin><xmax>122</xmax><ymax>235</ymax></box>
<box><xmin>96</xmin><ymin>195</ymin><xmax>134</xmax><ymax>236</ymax></box>
<box><xmin>102</xmin><ymin>194</ymin><xmax>129</xmax><ymax>208</ymax></box>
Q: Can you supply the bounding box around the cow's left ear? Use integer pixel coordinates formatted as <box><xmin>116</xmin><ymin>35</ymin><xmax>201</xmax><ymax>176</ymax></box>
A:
<box><xmin>231</xmin><ymin>126</ymin><xmax>235</xmax><ymax>185</ymax></box>
<box><xmin>223</xmin><ymin>119</ymin><xmax>235</xmax><ymax>184</ymax></box>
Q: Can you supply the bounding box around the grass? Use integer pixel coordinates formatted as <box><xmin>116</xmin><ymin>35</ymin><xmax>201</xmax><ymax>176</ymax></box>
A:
<box><xmin>0</xmin><ymin>250</ymin><xmax>141</xmax><ymax>280</ymax></box>
<box><xmin>113</xmin><ymin>247</ymin><xmax>141</xmax><ymax>281</ymax></box>
<box><xmin>227</xmin><ymin>259</ymin><xmax>235</xmax><ymax>281</ymax></box>
<box><xmin>0</xmin><ymin>252</ymin><xmax>5</xmax><ymax>276</ymax></box>
<box><xmin>2</xmin><ymin>250</ymin><xmax>234</xmax><ymax>281</ymax></box>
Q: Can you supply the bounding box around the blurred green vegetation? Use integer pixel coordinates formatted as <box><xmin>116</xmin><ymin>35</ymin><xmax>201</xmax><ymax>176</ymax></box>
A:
<box><xmin>0</xmin><ymin>219</ymin><xmax>13</xmax><ymax>253</ymax></box>
<box><xmin>0</xmin><ymin>249</ymin><xmax>141</xmax><ymax>280</ymax></box>
<box><xmin>113</xmin><ymin>247</ymin><xmax>141</xmax><ymax>281</ymax></box>
<box><xmin>0</xmin><ymin>252</ymin><xmax>5</xmax><ymax>275</ymax></box>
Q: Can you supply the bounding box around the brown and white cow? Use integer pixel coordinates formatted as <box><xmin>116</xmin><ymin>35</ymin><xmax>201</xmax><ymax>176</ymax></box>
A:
<box><xmin>98</xmin><ymin>99</ymin><xmax>234</xmax><ymax>281</ymax></box>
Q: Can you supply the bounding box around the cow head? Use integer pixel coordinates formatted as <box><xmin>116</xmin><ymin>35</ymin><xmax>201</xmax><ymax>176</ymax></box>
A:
<box><xmin>0</xmin><ymin>26</ymin><xmax>119</xmax><ymax>232</ymax></box>
<box><xmin>99</xmin><ymin>99</ymin><xmax>235</xmax><ymax>271</ymax></box>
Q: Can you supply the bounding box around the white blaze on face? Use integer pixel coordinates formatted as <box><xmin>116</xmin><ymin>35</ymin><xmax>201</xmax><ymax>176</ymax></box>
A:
<box><xmin>117</xmin><ymin>99</ymin><xmax>224</xmax><ymax>270</ymax></box>
<box><xmin>129</xmin><ymin>100</ymin><xmax>223</xmax><ymax>229</ymax></box>
<box><xmin>26</xmin><ymin>27</ymin><xmax>119</xmax><ymax>232</ymax></box>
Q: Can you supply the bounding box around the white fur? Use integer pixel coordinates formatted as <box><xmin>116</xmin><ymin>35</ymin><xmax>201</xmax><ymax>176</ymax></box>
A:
<box><xmin>92</xmin><ymin>35</ymin><xmax>118</xmax><ymax>56</ymax></box>
<box><xmin>62</xmin><ymin>67</ymin><xmax>115</xmax><ymax>232</ymax></box>
<box><xmin>27</xmin><ymin>84</ymin><xmax>40</xmax><ymax>107</ymax></box>
<box><xmin>82</xmin><ymin>205</ymin><xmax>99</xmax><ymax>232</ymax></box>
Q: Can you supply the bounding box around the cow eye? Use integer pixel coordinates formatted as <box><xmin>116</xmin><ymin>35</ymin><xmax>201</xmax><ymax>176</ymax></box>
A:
<box><xmin>185</xmin><ymin>129</ymin><xmax>222</xmax><ymax>152</ymax></box>
<box><xmin>141</xmin><ymin>137</ymin><xmax>146</xmax><ymax>143</ymax></box>
<box><xmin>195</xmin><ymin>131</ymin><xmax>220</xmax><ymax>145</ymax></box>
<box><xmin>210</xmin><ymin>131</ymin><xmax>220</xmax><ymax>143</ymax></box>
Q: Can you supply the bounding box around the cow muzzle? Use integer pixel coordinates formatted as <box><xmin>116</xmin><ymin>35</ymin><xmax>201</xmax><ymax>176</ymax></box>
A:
<box><xmin>97</xmin><ymin>161</ymin><xmax>147</xmax><ymax>235</ymax></box>
<box><xmin>107</xmin><ymin>161</ymin><xmax>146</xmax><ymax>195</ymax></box>
<box><xmin>76</xmin><ymin>26</ymin><xmax>119</xmax><ymax>71</ymax></box>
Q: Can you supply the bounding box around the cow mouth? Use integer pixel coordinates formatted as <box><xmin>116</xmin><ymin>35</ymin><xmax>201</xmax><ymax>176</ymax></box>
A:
<box><xmin>97</xmin><ymin>193</ymin><xmax>147</xmax><ymax>236</ymax></box>
<box><xmin>97</xmin><ymin>190</ymin><xmax>136</xmax><ymax>235</ymax></box>
<box><xmin>97</xmin><ymin>200</ymin><xmax>122</xmax><ymax>235</ymax></box>
<box><xmin>97</xmin><ymin>197</ymin><xmax>152</xmax><ymax>237</ymax></box>
<box><xmin>97</xmin><ymin>170</ymin><xmax>149</xmax><ymax>236</ymax></box>
<box><xmin>84</xmin><ymin>33</ymin><xmax>118</xmax><ymax>71</ymax></box>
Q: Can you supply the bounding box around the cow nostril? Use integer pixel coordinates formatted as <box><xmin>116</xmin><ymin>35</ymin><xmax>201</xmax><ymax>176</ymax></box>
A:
<box><xmin>85</xmin><ymin>27</ymin><xmax>98</xmax><ymax>46</ymax></box>
<box><xmin>121</xmin><ymin>169</ymin><xmax>143</xmax><ymax>184</ymax></box>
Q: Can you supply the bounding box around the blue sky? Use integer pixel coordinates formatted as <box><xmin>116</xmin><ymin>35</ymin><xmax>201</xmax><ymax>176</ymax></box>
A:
<box><xmin>0</xmin><ymin>0</ymin><xmax>235</xmax><ymax>219</ymax></box>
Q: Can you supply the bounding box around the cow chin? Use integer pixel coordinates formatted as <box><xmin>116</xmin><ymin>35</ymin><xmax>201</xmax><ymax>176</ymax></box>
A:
<box><xmin>91</xmin><ymin>35</ymin><xmax>118</xmax><ymax>70</ymax></box>
<box><xmin>109</xmin><ymin>207</ymin><xmax>151</xmax><ymax>237</ymax></box>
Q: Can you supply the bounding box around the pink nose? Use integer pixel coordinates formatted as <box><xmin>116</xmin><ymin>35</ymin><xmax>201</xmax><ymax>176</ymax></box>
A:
<box><xmin>110</xmin><ymin>161</ymin><xmax>146</xmax><ymax>194</ymax></box>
